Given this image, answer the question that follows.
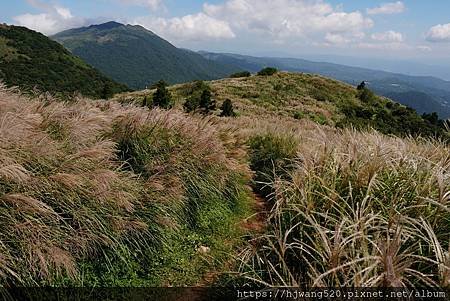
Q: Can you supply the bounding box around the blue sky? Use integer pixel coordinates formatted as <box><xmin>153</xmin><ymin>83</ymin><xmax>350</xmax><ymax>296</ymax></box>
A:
<box><xmin>2</xmin><ymin>0</ymin><xmax>450</xmax><ymax>65</ymax></box>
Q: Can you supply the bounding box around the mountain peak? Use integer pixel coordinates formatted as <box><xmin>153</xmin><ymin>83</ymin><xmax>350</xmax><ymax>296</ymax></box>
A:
<box><xmin>89</xmin><ymin>21</ymin><xmax>124</xmax><ymax>30</ymax></box>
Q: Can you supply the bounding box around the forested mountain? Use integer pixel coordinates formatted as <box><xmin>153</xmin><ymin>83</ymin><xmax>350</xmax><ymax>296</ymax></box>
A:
<box><xmin>0</xmin><ymin>24</ymin><xmax>128</xmax><ymax>98</ymax></box>
<box><xmin>53</xmin><ymin>22</ymin><xmax>240</xmax><ymax>90</ymax></box>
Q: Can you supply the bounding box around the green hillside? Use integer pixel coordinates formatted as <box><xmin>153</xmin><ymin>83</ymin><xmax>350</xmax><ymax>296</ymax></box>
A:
<box><xmin>200</xmin><ymin>51</ymin><xmax>450</xmax><ymax>119</ymax></box>
<box><xmin>115</xmin><ymin>72</ymin><xmax>449</xmax><ymax>140</ymax></box>
<box><xmin>0</xmin><ymin>24</ymin><xmax>129</xmax><ymax>98</ymax></box>
<box><xmin>1</xmin><ymin>68</ymin><xmax>449</xmax><ymax>289</ymax></box>
<box><xmin>52</xmin><ymin>22</ymin><xmax>240</xmax><ymax>90</ymax></box>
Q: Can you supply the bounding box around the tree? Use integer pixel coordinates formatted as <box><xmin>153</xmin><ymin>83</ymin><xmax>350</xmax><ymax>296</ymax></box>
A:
<box><xmin>152</xmin><ymin>80</ymin><xmax>173</xmax><ymax>109</ymax></box>
<box><xmin>220</xmin><ymin>99</ymin><xmax>236</xmax><ymax>117</ymax></box>
<box><xmin>199</xmin><ymin>89</ymin><xmax>216</xmax><ymax>114</ymax></box>
<box><xmin>357</xmin><ymin>81</ymin><xmax>366</xmax><ymax>90</ymax></box>
<box><xmin>257</xmin><ymin>67</ymin><xmax>278</xmax><ymax>76</ymax></box>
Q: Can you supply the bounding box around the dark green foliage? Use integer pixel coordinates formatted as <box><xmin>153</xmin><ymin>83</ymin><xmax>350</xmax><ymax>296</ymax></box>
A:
<box><xmin>101</xmin><ymin>82</ymin><xmax>114</xmax><ymax>99</ymax></box>
<box><xmin>357</xmin><ymin>81</ymin><xmax>366</xmax><ymax>90</ymax></box>
<box><xmin>199</xmin><ymin>89</ymin><xmax>216</xmax><ymax>114</ymax></box>
<box><xmin>191</xmin><ymin>80</ymin><xmax>210</xmax><ymax>93</ymax></box>
<box><xmin>183</xmin><ymin>96</ymin><xmax>199</xmax><ymax>113</ymax></box>
<box><xmin>182</xmin><ymin>81</ymin><xmax>212</xmax><ymax>113</ymax></box>
<box><xmin>338</xmin><ymin>99</ymin><xmax>449</xmax><ymax>140</ymax></box>
<box><xmin>220</xmin><ymin>99</ymin><xmax>236</xmax><ymax>117</ymax></box>
<box><xmin>229</xmin><ymin>71</ymin><xmax>251</xmax><ymax>78</ymax></box>
<box><xmin>0</xmin><ymin>25</ymin><xmax>129</xmax><ymax>98</ymax></box>
<box><xmin>293</xmin><ymin>111</ymin><xmax>305</xmax><ymax>120</ymax></box>
<box><xmin>358</xmin><ymin>87</ymin><xmax>375</xmax><ymax>102</ymax></box>
<box><xmin>422</xmin><ymin>112</ymin><xmax>440</xmax><ymax>126</ymax></box>
<box><xmin>248</xmin><ymin>134</ymin><xmax>298</xmax><ymax>198</ymax></box>
<box><xmin>257</xmin><ymin>67</ymin><xmax>278</xmax><ymax>76</ymax></box>
<box><xmin>152</xmin><ymin>80</ymin><xmax>173</xmax><ymax>109</ymax></box>
<box><xmin>52</xmin><ymin>22</ymin><xmax>240</xmax><ymax>90</ymax></box>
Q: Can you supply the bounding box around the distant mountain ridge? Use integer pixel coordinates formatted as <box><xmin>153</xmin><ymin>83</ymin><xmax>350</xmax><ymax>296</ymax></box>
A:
<box><xmin>0</xmin><ymin>24</ymin><xmax>128</xmax><ymax>98</ymax></box>
<box><xmin>200</xmin><ymin>52</ymin><xmax>450</xmax><ymax>119</ymax></box>
<box><xmin>52</xmin><ymin>22</ymin><xmax>240</xmax><ymax>90</ymax></box>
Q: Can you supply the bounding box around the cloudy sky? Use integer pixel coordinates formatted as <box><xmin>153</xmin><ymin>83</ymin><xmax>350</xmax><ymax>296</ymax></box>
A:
<box><xmin>2</xmin><ymin>0</ymin><xmax>450</xmax><ymax>64</ymax></box>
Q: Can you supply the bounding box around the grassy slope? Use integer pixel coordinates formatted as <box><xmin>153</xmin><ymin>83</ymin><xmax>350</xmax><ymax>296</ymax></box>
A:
<box><xmin>0</xmin><ymin>25</ymin><xmax>129</xmax><ymax>99</ymax></box>
<box><xmin>2</xmin><ymin>70</ymin><xmax>449</xmax><ymax>288</ymax></box>
<box><xmin>115</xmin><ymin>72</ymin><xmax>448</xmax><ymax>140</ymax></box>
<box><xmin>0</xmin><ymin>85</ymin><xmax>252</xmax><ymax>286</ymax></box>
<box><xmin>114</xmin><ymin>71</ymin><xmax>450</xmax><ymax>288</ymax></box>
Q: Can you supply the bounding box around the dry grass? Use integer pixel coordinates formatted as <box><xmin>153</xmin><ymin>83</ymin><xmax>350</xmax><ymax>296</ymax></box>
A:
<box><xmin>2</xmin><ymin>71</ymin><xmax>449</xmax><ymax>287</ymax></box>
<box><xmin>113</xmin><ymin>72</ymin><xmax>351</xmax><ymax>124</ymax></box>
<box><xmin>0</xmin><ymin>84</ymin><xmax>245</xmax><ymax>285</ymax></box>
<box><xmin>238</xmin><ymin>120</ymin><xmax>450</xmax><ymax>287</ymax></box>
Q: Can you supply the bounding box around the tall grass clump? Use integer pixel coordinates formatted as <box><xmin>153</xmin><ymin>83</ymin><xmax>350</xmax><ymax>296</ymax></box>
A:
<box><xmin>0</xmin><ymin>84</ymin><xmax>248</xmax><ymax>286</ymax></box>
<box><xmin>240</xmin><ymin>128</ymin><xmax>450</xmax><ymax>287</ymax></box>
<box><xmin>248</xmin><ymin>133</ymin><xmax>298</xmax><ymax>198</ymax></box>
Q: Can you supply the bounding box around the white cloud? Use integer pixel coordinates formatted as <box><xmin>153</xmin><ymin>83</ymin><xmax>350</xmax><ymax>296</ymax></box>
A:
<box><xmin>54</xmin><ymin>6</ymin><xmax>73</xmax><ymax>20</ymax></box>
<box><xmin>324</xmin><ymin>33</ymin><xmax>350</xmax><ymax>45</ymax></box>
<box><xmin>119</xmin><ymin>0</ymin><xmax>163</xmax><ymax>11</ymax></box>
<box><xmin>14</xmin><ymin>13</ymin><xmax>60</xmax><ymax>35</ymax></box>
<box><xmin>426</xmin><ymin>23</ymin><xmax>450</xmax><ymax>43</ymax></box>
<box><xmin>134</xmin><ymin>0</ymin><xmax>373</xmax><ymax>44</ymax></box>
<box><xmin>134</xmin><ymin>13</ymin><xmax>236</xmax><ymax>41</ymax></box>
<box><xmin>203</xmin><ymin>0</ymin><xmax>373</xmax><ymax>40</ymax></box>
<box><xmin>367</xmin><ymin>1</ymin><xmax>405</xmax><ymax>15</ymax></box>
<box><xmin>13</xmin><ymin>2</ymin><xmax>86</xmax><ymax>35</ymax></box>
<box><xmin>371</xmin><ymin>30</ymin><xmax>403</xmax><ymax>42</ymax></box>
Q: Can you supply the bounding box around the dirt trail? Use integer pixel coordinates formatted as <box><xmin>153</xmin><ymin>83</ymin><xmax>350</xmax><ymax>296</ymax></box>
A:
<box><xmin>239</xmin><ymin>190</ymin><xmax>268</xmax><ymax>233</ymax></box>
<box><xmin>194</xmin><ymin>187</ymin><xmax>268</xmax><ymax>290</ymax></box>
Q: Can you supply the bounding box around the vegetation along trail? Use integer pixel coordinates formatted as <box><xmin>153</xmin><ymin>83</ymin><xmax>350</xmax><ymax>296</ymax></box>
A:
<box><xmin>1</xmin><ymin>66</ymin><xmax>449</xmax><ymax>289</ymax></box>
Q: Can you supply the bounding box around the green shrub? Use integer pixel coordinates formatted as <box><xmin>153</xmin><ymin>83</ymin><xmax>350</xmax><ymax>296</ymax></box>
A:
<box><xmin>248</xmin><ymin>133</ymin><xmax>298</xmax><ymax>198</ymax></box>
<box><xmin>293</xmin><ymin>111</ymin><xmax>305</xmax><ymax>120</ymax></box>
<box><xmin>310</xmin><ymin>112</ymin><xmax>328</xmax><ymax>125</ymax></box>
<box><xmin>199</xmin><ymin>89</ymin><xmax>216</xmax><ymax>114</ymax></box>
<box><xmin>229</xmin><ymin>71</ymin><xmax>251</xmax><ymax>78</ymax></box>
<box><xmin>182</xmin><ymin>81</ymin><xmax>214</xmax><ymax>114</ymax></box>
<box><xmin>152</xmin><ymin>80</ymin><xmax>173</xmax><ymax>109</ymax></box>
<box><xmin>310</xmin><ymin>88</ymin><xmax>330</xmax><ymax>102</ymax></box>
<box><xmin>358</xmin><ymin>87</ymin><xmax>375</xmax><ymax>102</ymax></box>
<box><xmin>181</xmin><ymin>80</ymin><xmax>210</xmax><ymax>96</ymax></box>
<box><xmin>183</xmin><ymin>95</ymin><xmax>200</xmax><ymax>113</ymax></box>
<box><xmin>220</xmin><ymin>99</ymin><xmax>236</xmax><ymax>117</ymax></box>
<box><xmin>257</xmin><ymin>67</ymin><xmax>278</xmax><ymax>76</ymax></box>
